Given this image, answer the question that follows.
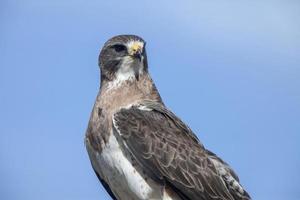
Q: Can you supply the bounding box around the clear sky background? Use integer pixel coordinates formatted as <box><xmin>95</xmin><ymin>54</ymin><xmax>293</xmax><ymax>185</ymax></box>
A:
<box><xmin>1</xmin><ymin>0</ymin><xmax>300</xmax><ymax>200</ymax></box>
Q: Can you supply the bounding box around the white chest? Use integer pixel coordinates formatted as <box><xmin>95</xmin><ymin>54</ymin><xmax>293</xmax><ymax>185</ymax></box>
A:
<box><xmin>94</xmin><ymin>133</ymin><xmax>162</xmax><ymax>200</ymax></box>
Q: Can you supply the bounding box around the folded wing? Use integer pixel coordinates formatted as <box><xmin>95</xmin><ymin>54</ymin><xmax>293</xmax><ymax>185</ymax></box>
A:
<box><xmin>113</xmin><ymin>101</ymin><xmax>251</xmax><ymax>200</ymax></box>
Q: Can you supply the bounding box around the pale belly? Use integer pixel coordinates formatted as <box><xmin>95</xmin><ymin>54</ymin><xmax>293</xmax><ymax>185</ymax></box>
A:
<box><xmin>86</xmin><ymin>133</ymin><xmax>181</xmax><ymax>200</ymax></box>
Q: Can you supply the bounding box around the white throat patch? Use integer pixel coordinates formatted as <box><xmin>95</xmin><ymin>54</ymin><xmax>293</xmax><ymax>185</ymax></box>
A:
<box><xmin>107</xmin><ymin>41</ymin><xmax>145</xmax><ymax>90</ymax></box>
<box><xmin>115</xmin><ymin>56</ymin><xmax>140</xmax><ymax>81</ymax></box>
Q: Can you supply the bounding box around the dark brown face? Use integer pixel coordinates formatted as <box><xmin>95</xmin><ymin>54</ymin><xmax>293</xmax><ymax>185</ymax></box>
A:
<box><xmin>99</xmin><ymin>35</ymin><xmax>148</xmax><ymax>82</ymax></box>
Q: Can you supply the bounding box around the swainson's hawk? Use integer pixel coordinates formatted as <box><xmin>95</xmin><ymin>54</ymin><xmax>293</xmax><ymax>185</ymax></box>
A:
<box><xmin>85</xmin><ymin>35</ymin><xmax>251</xmax><ymax>200</ymax></box>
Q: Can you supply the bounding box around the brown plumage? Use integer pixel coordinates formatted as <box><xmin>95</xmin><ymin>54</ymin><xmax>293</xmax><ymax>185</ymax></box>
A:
<box><xmin>86</xmin><ymin>74</ymin><xmax>161</xmax><ymax>153</ymax></box>
<box><xmin>85</xmin><ymin>35</ymin><xmax>251</xmax><ymax>200</ymax></box>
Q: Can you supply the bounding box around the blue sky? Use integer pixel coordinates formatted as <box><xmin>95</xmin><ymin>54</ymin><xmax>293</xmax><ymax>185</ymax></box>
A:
<box><xmin>1</xmin><ymin>0</ymin><xmax>300</xmax><ymax>199</ymax></box>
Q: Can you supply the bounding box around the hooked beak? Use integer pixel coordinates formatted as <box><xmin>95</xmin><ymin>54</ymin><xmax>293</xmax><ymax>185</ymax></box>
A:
<box><xmin>129</xmin><ymin>42</ymin><xmax>143</xmax><ymax>61</ymax></box>
<box><xmin>128</xmin><ymin>42</ymin><xmax>144</xmax><ymax>80</ymax></box>
<box><xmin>132</xmin><ymin>52</ymin><xmax>142</xmax><ymax>62</ymax></box>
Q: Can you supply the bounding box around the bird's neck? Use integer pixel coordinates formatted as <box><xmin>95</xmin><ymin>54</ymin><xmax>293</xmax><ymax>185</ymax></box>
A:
<box><xmin>97</xmin><ymin>73</ymin><xmax>162</xmax><ymax>113</ymax></box>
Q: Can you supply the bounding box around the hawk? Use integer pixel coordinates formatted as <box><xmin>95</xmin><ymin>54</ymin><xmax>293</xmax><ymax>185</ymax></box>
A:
<box><xmin>85</xmin><ymin>35</ymin><xmax>251</xmax><ymax>200</ymax></box>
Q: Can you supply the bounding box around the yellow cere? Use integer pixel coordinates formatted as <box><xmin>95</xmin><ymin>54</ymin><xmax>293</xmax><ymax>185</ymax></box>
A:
<box><xmin>130</xmin><ymin>42</ymin><xmax>142</xmax><ymax>54</ymax></box>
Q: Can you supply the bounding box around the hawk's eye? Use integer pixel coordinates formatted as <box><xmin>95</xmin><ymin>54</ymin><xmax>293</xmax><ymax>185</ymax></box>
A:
<box><xmin>112</xmin><ymin>44</ymin><xmax>127</xmax><ymax>53</ymax></box>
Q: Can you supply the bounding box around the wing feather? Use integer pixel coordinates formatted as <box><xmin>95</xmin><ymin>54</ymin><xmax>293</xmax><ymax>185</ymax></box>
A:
<box><xmin>113</xmin><ymin>101</ymin><xmax>251</xmax><ymax>200</ymax></box>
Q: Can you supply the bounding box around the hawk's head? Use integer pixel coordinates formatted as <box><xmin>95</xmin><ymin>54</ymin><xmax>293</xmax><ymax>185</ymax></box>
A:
<box><xmin>99</xmin><ymin>35</ymin><xmax>148</xmax><ymax>83</ymax></box>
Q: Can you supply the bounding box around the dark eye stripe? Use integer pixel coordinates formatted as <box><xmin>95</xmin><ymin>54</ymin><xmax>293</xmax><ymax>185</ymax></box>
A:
<box><xmin>112</xmin><ymin>44</ymin><xmax>127</xmax><ymax>52</ymax></box>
